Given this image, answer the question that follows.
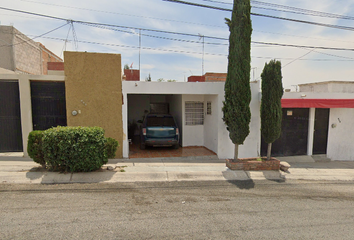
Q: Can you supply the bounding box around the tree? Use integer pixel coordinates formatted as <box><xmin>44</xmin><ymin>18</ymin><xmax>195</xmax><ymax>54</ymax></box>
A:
<box><xmin>145</xmin><ymin>73</ymin><xmax>151</xmax><ymax>82</ymax></box>
<box><xmin>124</xmin><ymin>64</ymin><xmax>130</xmax><ymax>70</ymax></box>
<box><xmin>222</xmin><ymin>0</ymin><xmax>252</xmax><ymax>162</ymax></box>
<box><xmin>167</xmin><ymin>79</ymin><xmax>176</xmax><ymax>82</ymax></box>
<box><xmin>157</xmin><ymin>78</ymin><xmax>165</xmax><ymax>82</ymax></box>
<box><xmin>260</xmin><ymin>60</ymin><xmax>283</xmax><ymax>160</ymax></box>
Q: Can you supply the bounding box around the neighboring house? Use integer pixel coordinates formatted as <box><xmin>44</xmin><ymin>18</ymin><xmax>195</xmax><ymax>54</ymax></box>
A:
<box><xmin>278</xmin><ymin>81</ymin><xmax>354</xmax><ymax>160</ymax></box>
<box><xmin>1</xmin><ymin>51</ymin><xmax>353</xmax><ymax>161</ymax></box>
<box><xmin>0</xmin><ymin>25</ymin><xmax>62</xmax><ymax>75</ymax></box>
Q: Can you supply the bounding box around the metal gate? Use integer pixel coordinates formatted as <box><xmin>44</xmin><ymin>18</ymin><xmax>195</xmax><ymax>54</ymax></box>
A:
<box><xmin>30</xmin><ymin>81</ymin><xmax>67</xmax><ymax>130</ymax></box>
<box><xmin>0</xmin><ymin>81</ymin><xmax>23</xmax><ymax>152</ymax></box>
<box><xmin>261</xmin><ymin>108</ymin><xmax>309</xmax><ymax>157</ymax></box>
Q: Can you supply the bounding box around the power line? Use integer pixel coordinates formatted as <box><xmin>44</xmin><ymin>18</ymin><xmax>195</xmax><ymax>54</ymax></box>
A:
<box><xmin>20</xmin><ymin>0</ymin><xmax>224</xmax><ymax>28</ymax></box>
<box><xmin>2</xmin><ymin>6</ymin><xmax>354</xmax><ymax>52</ymax></box>
<box><xmin>163</xmin><ymin>0</ymin><xmax>354</xmax><ymax>31</ymax></box>
<box><xmin>0</xmin><ymin>22</ymin><xmax>69</xmax><ymax>48</ymax></box>
<box><xmin>22</xmin><ymin>34</ymin><xmax>354</xmax><ymax>61</ymax></box>
<box><xmin>202</xmin><ymin>0</ymin><xmax>354</xmax><ymax>20</ymax></box>
<box><xmin>251</xmin><ymin>0</ymin><xmax>354</xmax><ymax>20</ymax></box>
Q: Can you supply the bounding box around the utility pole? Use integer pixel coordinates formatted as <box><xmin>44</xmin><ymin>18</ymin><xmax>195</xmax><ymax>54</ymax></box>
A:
<box><xmin>139</xmin><ymin>29</ymin><xmax>141</xmax><ymax>81</ymax></box>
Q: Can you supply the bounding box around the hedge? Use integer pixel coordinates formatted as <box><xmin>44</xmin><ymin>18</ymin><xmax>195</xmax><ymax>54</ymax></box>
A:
<box><xmin>105</xmin><ymin>137</ymin><xmax>119</xmax><ymax>159</ymax></box>
<box><xmin>41</xmin><ymin>126</ymin><xmax>108</xmax><ymax>172</ymax></box>
<box><xmin>27</xmin><ymin>130</ymin><xmax>45</xmax><ymax>167</ymax></box>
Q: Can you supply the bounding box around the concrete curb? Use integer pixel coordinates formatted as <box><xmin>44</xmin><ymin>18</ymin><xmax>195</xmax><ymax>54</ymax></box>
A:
<box><xmin>1</xmin><ymin>156</ymin><xmax>354</xmax><ymax>184</ymax></box>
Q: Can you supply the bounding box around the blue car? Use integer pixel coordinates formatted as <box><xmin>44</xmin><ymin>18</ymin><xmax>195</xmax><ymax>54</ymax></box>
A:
<box><xmin>140</xmin><ymin>114</ymin><xmax>179</xmax><ymax>149</ymax></box>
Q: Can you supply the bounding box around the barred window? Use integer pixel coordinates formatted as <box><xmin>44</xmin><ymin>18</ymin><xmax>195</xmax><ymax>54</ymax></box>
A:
<box><xmin>207</xmin><ymin>101</ymin><xmax>212</xmax><ymax>115</ymax></box>
<box><xmin>185</xmin><ymin>101</ymin><xmax>204</xmax><ymax>125</ymax></box>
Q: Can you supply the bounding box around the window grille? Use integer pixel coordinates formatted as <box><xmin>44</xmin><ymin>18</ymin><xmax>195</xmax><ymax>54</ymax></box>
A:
<box><xmin>185</xmin><ymin>101</ymin><xmax>204</xmax><ymax>125</ymax></box>
<box><xmin>207</xmin><ymin>101</ymin><xmax>212</xmax><ymax>115</ymax></box>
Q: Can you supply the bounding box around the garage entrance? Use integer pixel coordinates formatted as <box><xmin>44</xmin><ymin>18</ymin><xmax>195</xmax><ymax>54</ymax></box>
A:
<box><xmin>30</xmin><ymin>81</ymin><xmax>67</xmax><ymax>130</ymax></box>
<box><xmin>261</xmin><ymin>108</ymin><xmax>309</xmax><ymax>157</ymax></box>
<box><xmin>0</xmin><ymin>81</ymin><xmax>23</xmax><ymax>152</ymax></box>
<box><xmin>127</xmin><ymin>94</ymin><xmax>183</xmax><ymax>156</ymax></box>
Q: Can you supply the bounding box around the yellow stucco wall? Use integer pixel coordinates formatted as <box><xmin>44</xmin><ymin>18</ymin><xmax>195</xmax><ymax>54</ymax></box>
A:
<box><xmin>64</xmin><ymin>51</ymin><xmax>123</xmax><ymax>158</ymax></box>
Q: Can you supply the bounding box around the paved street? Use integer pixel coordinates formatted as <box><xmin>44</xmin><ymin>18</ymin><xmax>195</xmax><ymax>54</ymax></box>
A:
<box><xmin>1</xmin><ymin>180</ymin><xmax>354</xmax><ymax>239</ymax></box>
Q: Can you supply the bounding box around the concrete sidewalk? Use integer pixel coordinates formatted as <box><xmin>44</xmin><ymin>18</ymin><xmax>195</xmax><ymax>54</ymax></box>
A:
<box><xmin>0</xmin><ymin>155</ymin><xmax>354</xmax><ymax>184</ymax></box>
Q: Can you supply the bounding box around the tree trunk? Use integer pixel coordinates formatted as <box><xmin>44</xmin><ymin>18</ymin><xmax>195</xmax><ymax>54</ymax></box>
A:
<box><xmin>267</xmin><ymin>142</ymin><xmax>272</xmax><ymax>160</ymax></box>
<box><xmin>233</xmin><ymin>144</ymin><xmax>239</xmax><ymax>162</ymax></box>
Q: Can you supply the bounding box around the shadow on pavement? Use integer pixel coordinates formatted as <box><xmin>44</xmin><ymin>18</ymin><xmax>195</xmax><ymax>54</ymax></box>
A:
<box><xmin>226</xmin><ymin>179</ymin><xmax>255</xmax><ymax>189</ymax></box>
<box><xmin>262</xmin><ymin>171</ymin><xmax>286</xmax><ymax>183</ymax></box>
<box><xmin>222</xmin><ymin>171</ymin><xmax>255</xmax><ymax>189</ymax></box>
<box><xmin>25</xmin><ymin>167</ymin><xmax>46</xmax><ymax>181</ymax></box>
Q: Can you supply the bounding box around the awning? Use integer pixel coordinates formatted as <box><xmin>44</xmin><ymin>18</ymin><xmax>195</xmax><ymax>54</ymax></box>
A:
<box><xmin>281</xmin><ymin>99</ymin><xmax>354</xmax><ymax>108</ymax></box>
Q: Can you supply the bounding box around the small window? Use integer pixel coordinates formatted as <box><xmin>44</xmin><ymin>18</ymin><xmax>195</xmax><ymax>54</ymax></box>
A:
<box><xmin>207</xmin><ymin>101</ymin><xmax>212</xmax><ymax>115</ymax></box>
<box><xmin>185</xmin><ymin>101</ymin><xmax>204</xmax><ymax>125</ymax></box>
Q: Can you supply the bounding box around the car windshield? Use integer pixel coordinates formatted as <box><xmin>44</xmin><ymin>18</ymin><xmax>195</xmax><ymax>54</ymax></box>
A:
<box><xmin>146</xmin><ymin>116</ymin><xmax>176</xmax><ymax>127</ymax></box>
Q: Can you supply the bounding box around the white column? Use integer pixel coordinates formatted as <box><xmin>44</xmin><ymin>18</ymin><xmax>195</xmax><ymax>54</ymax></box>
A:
<box><xmin>18</xmin><ymin>75</ymin><xmax>33</xmax><ymax>157</ymax></box>
<box><xmin>307</xmin><ymin>108</ymin><xmax>316</xmax><ymax>155</ymax></box>
<box><xmin>122</xmin><ymin>93</ymin><xmax>129</xmax><ymax>158</ymax></box>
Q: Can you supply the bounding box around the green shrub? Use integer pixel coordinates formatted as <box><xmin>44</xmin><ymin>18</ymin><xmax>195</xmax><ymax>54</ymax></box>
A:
<box><xmin>27</xmin><ymin>131</ymin><xmax>45</xmax><ymax>167</ymax></box>
<box><xmin>42</xmin><ymin>126</ymin><xmax>108</xmax><ymax>172</ymax></box>
<box><xmin>105</xmin><ymin>137</ymin><xmax>119</xmax><ymax>159</ymax></box>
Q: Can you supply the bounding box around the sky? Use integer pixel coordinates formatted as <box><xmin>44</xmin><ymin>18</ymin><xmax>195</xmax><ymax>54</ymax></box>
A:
<box><xmin>1</xmin><ymin>0</ymin><xmax>354</xmax><ymax>89</ymax></box>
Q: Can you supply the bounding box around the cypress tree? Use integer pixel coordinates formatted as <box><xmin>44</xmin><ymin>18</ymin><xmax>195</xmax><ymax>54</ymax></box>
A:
<box><xmin>260</xmin><ymin>60</ymin><xmax>284</xmax><ymax>160</ymax></box>
<box><xmin>223</xmin><ymin>0</ymin><xmax>252</xmax><ymax>161</ymax></box>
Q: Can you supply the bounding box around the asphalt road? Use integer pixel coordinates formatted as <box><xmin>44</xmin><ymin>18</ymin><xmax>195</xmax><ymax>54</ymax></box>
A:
<box><xmin>1</xmin><ymin>180</ymin><xmax>354</xmax><ymax>240</ymax></box>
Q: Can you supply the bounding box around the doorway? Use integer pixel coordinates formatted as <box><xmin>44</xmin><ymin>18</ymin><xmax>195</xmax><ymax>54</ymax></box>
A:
<box><xmin>261</xmin><ymin>108</ymin><xmax>309</xmax><ymax>156</ymax></box>
<box><xmin>0</xmin><ymin>81</ymin><xmax>23</xmax><ymax>152</ymax></box>
<box><xmin>313</xmin><ymin>108</ymin><xmax>330</xmax><ymax>154</ymax></box>
<box><xmin>30</xmin><ymin>81</ymin><xmax>67</xmax><ymax>130</ymax></box>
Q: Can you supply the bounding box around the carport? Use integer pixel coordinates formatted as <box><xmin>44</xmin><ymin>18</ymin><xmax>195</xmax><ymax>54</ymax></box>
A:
<box><xmin>122</xmin><ymin>82</ymin><xmax>225</xmax><ymax>159</ymax></box>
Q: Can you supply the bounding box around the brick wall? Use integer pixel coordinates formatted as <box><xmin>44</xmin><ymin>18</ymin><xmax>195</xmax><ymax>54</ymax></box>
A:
<box><xmin>188</xmin><ymin>73</ymin><xmax>227</xmax><ymax>83</ymax></box>
<box><xmin>205</xmin><ymin>73</ymin><xmax>227</xmax><ymax>82</ymax></box>
<box><xmin>187</xmin><ymin>75</ymin><xmax>205</xmax><ymax>82</ymax></box>
<box><xmin>13</xmin><ymin>28</ymin><xmax>42</xmax><ymax>75</ymax></box>
<box><xmin>48</xmin><ymin>62</ymin><xmax>64</xmax><ymax>71</ymax></box>
<box><xmin>124</xmin><ymin>69</ymin><xmax>140</xmax><ymax>81</ymax></box>
<box><xmin>40</xmin><ymin>43</ymin><xmax>63</xmax><ymax>75</ymax></box>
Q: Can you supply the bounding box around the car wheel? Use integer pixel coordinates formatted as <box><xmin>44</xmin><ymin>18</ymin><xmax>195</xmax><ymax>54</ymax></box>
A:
<box><xmin>140</xmin><ymin>142</ymin><xmax>146</xmax><ymax>150</ymax></box>
<box><xmin>173</xmin><ymin>144</ymin><xmax>179</xmax><ymax>149</ymax></box>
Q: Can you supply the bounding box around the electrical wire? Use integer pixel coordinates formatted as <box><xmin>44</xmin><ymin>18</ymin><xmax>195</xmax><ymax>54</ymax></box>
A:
<box><xmin>202</xmin><ymin>0</ymin><xmax>354</xmax><ymax>20</ymax></box>
<box><xmin>163</xmin><ymin>0</ymin><xmax>354</xmax><ymax>32</ymax></box>
<box><xmin>20</xmin><ymin>0</ymin><xmax>224</xmax><ymax>28</ymax></box>
<box><xmin>2</xmin><ymin>6</ymin><xmax>354</xmax><ymax>53</ymax></box>
<box><xmin>0</xmin><ymin>22</ymin><xmax>69</xmax><ymax>48</ymax></box>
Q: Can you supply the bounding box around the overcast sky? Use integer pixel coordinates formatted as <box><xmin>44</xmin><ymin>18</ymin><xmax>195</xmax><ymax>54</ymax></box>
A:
<box><xmin>1</xmin><ymin>0</ymin><xmax>354</xmax><ymax>89</ymax></box>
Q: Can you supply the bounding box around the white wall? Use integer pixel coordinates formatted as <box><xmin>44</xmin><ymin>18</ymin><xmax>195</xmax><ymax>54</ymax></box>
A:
<box><xmin>167</xmin><ymin>95</ymin><xmax>182</xmax><ymax>145</ymax></box>
<box><xmin>182</xmin><ymin>94</ymin><xmax>205</xmax><ymax>147</ymax></box>
<box><xmin>217</xmin><ymin>81</ymin><xmax>261</xmax><ymax>159</ymax></box>
<box><xmin>299</xmin><ymin>82</ymin><xmax>354</xmax><ymax>93</ymax></box>
<box><xmin>327</xmin><ymin>108</ymin><xmax>354</xmax><ymax>161</ymax></box>
<box><xmin>204</xmin><ymin>95</ymin><xmax>218</xmax><ymax>154</ymax></box>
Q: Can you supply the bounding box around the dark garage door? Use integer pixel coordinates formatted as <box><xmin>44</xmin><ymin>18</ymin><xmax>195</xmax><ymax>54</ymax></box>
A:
<box><xmin>0</xmin><ymin>81</ymin><xmax>23</xmax><ymax>152</ymax></box>
<box><xmin>261</xmin><ymin>108</ymin><xmax>309</xmax><ymax>157</ymax></box>
<box><xmin>30</xmin><ymin>81</ymin><xmax>67</xmax><ymax>130</ymax></box>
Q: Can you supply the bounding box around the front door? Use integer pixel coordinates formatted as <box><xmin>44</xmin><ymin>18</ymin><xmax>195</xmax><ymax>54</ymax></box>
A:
<box><xmin>313</xmin><ymin>108</ymin><xmax>330</xmax><ymax>154</ymax></box>
<box><xmin>30</xmin><ymin>81</ymin><xmax>67</xmax><ymax>130</ymax></box>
